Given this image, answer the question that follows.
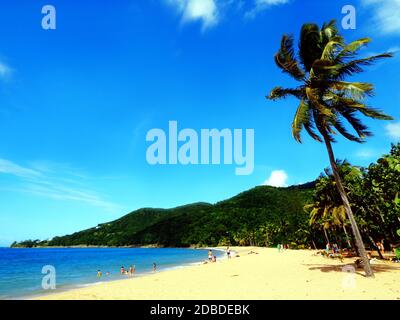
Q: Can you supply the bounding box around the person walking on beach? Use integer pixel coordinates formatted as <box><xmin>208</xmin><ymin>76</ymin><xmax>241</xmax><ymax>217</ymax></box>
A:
<box><xmin>129</xmin><ymin>265</ymin><xmax>135</xmax><ymax>277</ymax></box>
<box><xmin>325</xmin><ymin>243</ymin><xmax>330</xmax><ymax>254</ymax></box>
<box><xmin>208</xmin><ymin>250</ymin><xmax>213</xmax><ymax>261</ymax></box>
<box><xmin>226</xmin><ymin>246</ymin><xmax>231</xmax><ymax>259</ymax></box>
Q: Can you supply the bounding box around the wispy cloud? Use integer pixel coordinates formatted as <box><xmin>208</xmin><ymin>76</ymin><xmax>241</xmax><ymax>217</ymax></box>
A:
<box><xmin>0</xmin><ymin>159</ymin><xmax>42</xmax><ymax>178</ymax></box>
<box><xmin>245</xmin><ymin>0</ymin><xmax>290</xmax><ymax>19</ymax></box>
<box><xmin>354</xmin><ymin>148</ymin><xmax>376</xmax><ymax>159</ymax></box>
<box><xmin>263</xmin><ymin>169</ymin><xmax>288</xmax><ymax>187</ymax></box>
<box><xmin>165</xmin><ymin>0</ymin><xmax>219</xmax><ymax>30</ymax></box>
<box><xmin>388</xmin><ymin>46</ymin><xmax>400</xmax><ymax>53</ymax></box>
<box><xmin>361</xmin><ymin>0</ymin><xmax>400</xmax><ymax>35</ymax></box>
<box><xmin>164</xmin><ymin>0</ymin><xmax>292</xmax><ymax>30</ymax></box>
<box><xmin>385</xmin><ymin>122</ymin><xmax>400</xmax><ymax>140</ymax></box>
<box><xmin>0</xmin><ymin>158</ymin><xmax>123</xmax><ymax>213</ymax></box>
<box><xmin>0</xmin><ymin>61</ymin><xmax>12</xmax><ymax>80</ymax></box>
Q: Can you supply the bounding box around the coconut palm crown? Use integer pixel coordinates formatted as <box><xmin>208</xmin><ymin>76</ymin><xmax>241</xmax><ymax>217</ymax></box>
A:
<box><xmin>268</xmin><ymin>20</ymin><xmax>393</xmax><ymax>143</ymax></box>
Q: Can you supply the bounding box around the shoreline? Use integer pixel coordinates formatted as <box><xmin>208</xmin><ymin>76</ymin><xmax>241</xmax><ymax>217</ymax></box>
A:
<box><xmin>19</xmin><ymin>247</ymin><xmax>227</xmax><ymax>300</ymax></box>
<box><xmin>35</xmin><ymin>247</ymin><xmax>400</xmax><ymax>300</ymax></box>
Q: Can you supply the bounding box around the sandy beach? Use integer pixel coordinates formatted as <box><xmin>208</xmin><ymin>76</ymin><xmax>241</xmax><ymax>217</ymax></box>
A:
<box><xmin>37</xmin><ymin>247</ymin><xmax>400</xmax><ymax>300</ymax></box>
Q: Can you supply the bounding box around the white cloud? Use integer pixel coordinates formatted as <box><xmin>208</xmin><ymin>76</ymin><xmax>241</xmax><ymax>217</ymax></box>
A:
<box><xmin>164</xmin><ymin>0</ymin><xmax>291</xmax><ymax>29</ymax></box>
<box><xmin>355</xmin><ymin>149</ymin><xmax>376</xmax><ymax>159</ymax></box>
<box><xmin>0</xmin><ymin>158</ymin><xmax>122</xmax><ymax>213</ymax></box>
<box><xmin>0</xmin><ymin>61</ymin><xmax>12</xmax><ymax>79</ymax></box>
<box><xmin>361</xmin><ymin>0</ymin><xmax>400</xmax><ymax>35</ymax></box>
<box><xmin>0</xmin><ymin>159</ymin><xmax>42</xmax><ymax>178</ymax></box>
<box><xmin>166</xmin><ymin>0</ymin><xmax>218</xmax><ymax>30</ymax></box>
<box><xmin>245</xmin><ymin>0</ymin><xmax>290</xmax><ymax>19</ymax></box>
<box><xmin>263</xmin><ymin>170</ymin><xmax>288</xmax><ymax>187</ymax></box>
<box><xmin>388</xmin><ymin>46</ymin><xmax>400</xmax><ymax>53</ymax></box>
<box><xmin>386</xmin><ymin>122</ymin><xmax>400</xmax><ymax>140</ymax></box>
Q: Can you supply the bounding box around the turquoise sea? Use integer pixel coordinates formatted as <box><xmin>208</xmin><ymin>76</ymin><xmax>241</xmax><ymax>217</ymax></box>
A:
<box><xmin>0</xmin><ymin>247</ymin><xmax>222</xmax><ymax>299</ymax></box>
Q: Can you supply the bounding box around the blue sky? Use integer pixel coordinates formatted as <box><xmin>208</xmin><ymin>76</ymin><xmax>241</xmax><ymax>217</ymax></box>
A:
<box><xmin>0</xmin><ymin>0</ymin><xmax>399</xmax><ymax>246</ymax></box>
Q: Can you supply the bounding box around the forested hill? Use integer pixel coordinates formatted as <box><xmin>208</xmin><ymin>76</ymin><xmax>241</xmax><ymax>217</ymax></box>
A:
<box><xmin>11</xmin><ymin>183</ymin><xmax>317</xmax><ymax>248</ymax></box>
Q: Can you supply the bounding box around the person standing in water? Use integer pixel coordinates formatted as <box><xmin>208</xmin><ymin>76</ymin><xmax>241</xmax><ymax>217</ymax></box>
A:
<box><xmin>208</xmin><ymin>250</ymin><xmax>213</xmax><ymax>261</ymax></box>
<box><xmin>97</xmin><ymin>270</ymin><xmax>102</xmax><ymax>278</ymax></box>
<box><xmin>153</xmin><ymin>263</ymin><xmax>157</xmax><ymax>272</ymax></box>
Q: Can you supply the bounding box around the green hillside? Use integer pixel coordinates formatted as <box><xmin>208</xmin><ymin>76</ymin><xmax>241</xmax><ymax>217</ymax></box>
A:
<box><xmin>12</xmin><ymin>184</ymin><xmax>316</xmax><ymax>248</ymax></box>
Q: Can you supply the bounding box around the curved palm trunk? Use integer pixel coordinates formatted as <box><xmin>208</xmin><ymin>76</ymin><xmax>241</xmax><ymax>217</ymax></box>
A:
<box><xmin>343</xmin><ymin>225</ymin><xmax>352</xmax><ymax>249</ymax></box>
<box><xmin>323</xmin><ymin>228</ymin><xmax>330</xmax><ymax>245</ymax></box>
<box><xmin>322</xmin><ymin>133</ymin><xmax>374</xmax><ymax>278</ymax></box>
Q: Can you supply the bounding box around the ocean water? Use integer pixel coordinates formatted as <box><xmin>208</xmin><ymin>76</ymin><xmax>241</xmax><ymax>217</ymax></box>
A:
<box><xmin>0</xmin><ymin>247</ymin><xmax>222</xmax><ymax>299</ymax></box>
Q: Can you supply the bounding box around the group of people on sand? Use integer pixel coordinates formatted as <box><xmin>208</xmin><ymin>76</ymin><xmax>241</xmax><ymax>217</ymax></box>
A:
<box><xmin>321</xmin><ymin>240</ymin><xmax>400</xmax><ymax>265</ymax></box>
<box><xmin>325</xmin><ymin>243</ymin><xmax>340</xmax><ymax>254</ymax></box>
<box><xmin>277</xmin><ymin>244</ymin><xmax>289</xmax><ymax>252</ymax></box>
<box><xmin>206</xmin><ymin>247</ymin><xmax>233</xmax><ymax>264</ymax></box>
<box><xmin>96</xmin><ymin>263</ymin><xmax>157</xmax><ymax>278</ymax></box>
<box><xmin>376</xmin><ymin>240</ymin><xmax>400</xmax><ymax>263</ymax></box>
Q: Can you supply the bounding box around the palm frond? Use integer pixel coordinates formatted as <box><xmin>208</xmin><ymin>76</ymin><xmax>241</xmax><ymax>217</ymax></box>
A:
<box><xmin>275</xmin><ymin>35</ymin><xmax>305</xmax><ymax>81</ymax></box>
<box><xmin>267</xmin><ymin>86</ymin><xmax>305</xmax><ymax>100</ymax></box>
<box><xmin>327</xmin><ymin>93</ymin><xmax>393</xmax><ymax>120</ymax></box>
<box><xmin>354</xmin><ymin>106</ymin><xmax>393</xmax><ymax>120</ymax></box>
<box><xmin>304</xmin><ymin>122</ymin><xmax>323</xmax><ymax>142</ymax></box>
<box><xmin>292</xmin><ymin>99</ymin><xmax>310</xmax><ymax>142</ymax></box>
<box><xmin>337</xmin><ymin>109</ymin><xmax>372</xmax><ymax>139</ymax></box>
<box><xmin>335</xmin><ymin>38</ymin><xmax>371</xmax><ymax>62</ymax></box>
<box><xmin>299</xmin><ymin>23</ymin><xmax>323</xmax><ymax>72</ymax></box>
<box><xmin>329</xmin><ymin>81</ymin><xmax>374</xmax><ymax>100</ymax></box>
<box><xmin>320</xmin><ymin>20</ymin><xmax>342</xmax><ymax>47</ymax></box>
<box><xmin>331</xmin><ymin>117</ymin><xmax>364</xmax><ymax>143</ymax></box>
<box><xmin>321</xmin><ymin>37</ymin><xmax>344</xmax><ymax>61</ymax></box>
<box><xmin>334</xmin><ymin>53</ymin><xmax>393</xmax><ymax>80</ymax></box>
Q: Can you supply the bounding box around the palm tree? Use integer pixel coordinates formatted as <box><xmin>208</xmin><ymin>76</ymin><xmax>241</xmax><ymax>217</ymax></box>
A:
<box><xmin>267</xmin><ymin>20</ymin><xmax>394</xmax><ymax>277</ymax></box>
<box><xmin>307</xmin><ymin>160</ymin><xmax>360</xmax><ymax>248</ymax></box>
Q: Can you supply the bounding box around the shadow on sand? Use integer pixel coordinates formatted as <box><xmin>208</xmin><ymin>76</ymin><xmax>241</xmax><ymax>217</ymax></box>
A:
<box><xmin>304</xmin><ymin>262</ymin><xmax>400</xmax><ymax>277</ymax></box>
